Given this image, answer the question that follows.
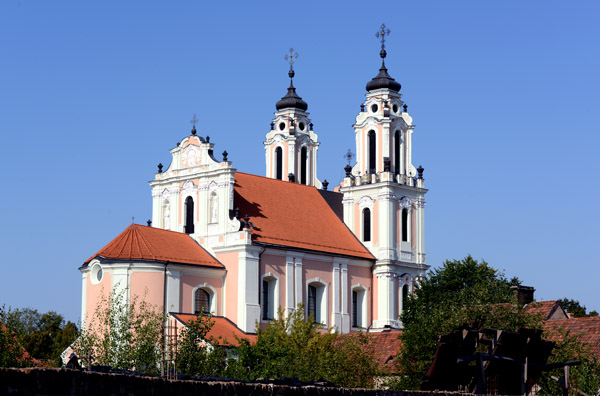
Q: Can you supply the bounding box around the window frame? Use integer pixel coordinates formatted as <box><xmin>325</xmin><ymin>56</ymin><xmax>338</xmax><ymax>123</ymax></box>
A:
<box><xmin>306</xmin><ymin>278</ymin><xmax>328</xmax><ymax>326</ymax></box>
<box><xmin>192</xmin><ymin>283</ymin><xmax>217</xmax><ymax>315</ymax></box>
<box><xmin>260</xmin><ymin>273</ymin><xmax>279</xmax><ymax>322</ymax></box>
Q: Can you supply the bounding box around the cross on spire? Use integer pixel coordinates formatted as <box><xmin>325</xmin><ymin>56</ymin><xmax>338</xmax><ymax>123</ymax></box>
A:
<box><xmin>190</xmin><ymin>113</ymin><xmax>198</xmax><ymax>128</ymax></box>
<box><xmin>376</xmin><ymin>24</ymin><xmax>391</xmax><ymax>51</ymax></box>
<box><xmin>284</xmin><ymin>48</ymin><xmax>298</xmax><ymax>71</ymax></box>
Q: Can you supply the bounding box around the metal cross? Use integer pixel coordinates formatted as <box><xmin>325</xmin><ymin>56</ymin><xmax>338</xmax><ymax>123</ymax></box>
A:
<box><xmin>190</xmin><ymin>113</ymin><xmax>198</xmax><ymax>128</ymax></box>
<box><xmin>344</xmin><ymin>149</ymin><xmax>354</xmax><ymax>165</ymax></box>
<box><xmin>376</xmin><ymin>24</ymin><xmax>391</xmax><ymax>50</ymax></box>
<box><xmin>284</xmin><ymin>48</ymin><xmax>298</xmax><ymax>70</ymax></box>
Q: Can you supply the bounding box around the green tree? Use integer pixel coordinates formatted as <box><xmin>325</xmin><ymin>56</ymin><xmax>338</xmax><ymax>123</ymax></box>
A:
<box><xmin>538</xmin><ymin>325</ymin><xmax>600</xmax><ymax>395</ymax></box>
<box><xmin>395</xmin><ymin>255</ymin><xmax>541</xmax><ymax>390</ymax></box>
<box><xmin>226</xmin><ymin>306</ymin><xmax>380</xmax><ymax>388</ymax></box>
<box><xmin>176</xmin><ymin>314</ymin><xmax>227</xmax><ymax>377</ymax></box>
<box><xmin>74</xmin><ymin>287</ymin><xmax>164</xmax><ymax>375</ymax></box>
<box><xmin>558</xmin><ymin>298</ymin><xmax>599</xmax><ymax>318</ymax></box>
<box><xmin>0</xmin><ymin>306</ymin><xmax>79</xmax><ymax>366</ymax></box>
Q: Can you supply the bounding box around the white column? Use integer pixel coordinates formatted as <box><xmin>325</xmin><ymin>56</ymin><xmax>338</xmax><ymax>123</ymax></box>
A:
<box><xmin>288</xmin><ymin>139</ymin><xmax>296</xmax><ymax>180</ymax></box>
<box><xmin>378</xmin><ymin>189</ymin><xmax>396</xmax><ymax>261</ymax></box>
<box><xmin>81</xmin><ymin>272</ymin><xmax>88</xmax><ymax>326</ymax></box>
<box><xmin>341</xmin><ymin>263</ymin><xmax>349</xmax><ymax>333</ymax></box>
<box><xmin>111</xmin><ymin>263</ymin><xmax>130</xmax><ymax>303</ymax></box>
<box><xmin>285</xmin><ymin>256</ymin><xmax>294</xmax><ymax>317</ymax></box>
<box><xmin>294</xmin><ymin>257</ymin><xmax>303</xmax><ymax>307</ymax></box>
<box><xmin>331</xmin><ymin>263</ymin><xmax>341</xmax><ymax>330</ymax></box>
<box><xmin>237</xmin><ymin>247</ymin><xmax>261</xmax><ymax>332</ymax></box>
<box><xmin>165</xmin><ymin>269</ymin><xmax>180</xmax><ymax>314</ymax></box>
<box><xmin>374</xmin><ymin>272</ymin><xmax>397</xmax><ymax>328</ymax></box>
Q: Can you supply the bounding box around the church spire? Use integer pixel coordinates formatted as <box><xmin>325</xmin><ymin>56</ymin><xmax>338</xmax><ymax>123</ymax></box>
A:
<box><xmin>276</xmin><ymin>48</ymin><xmax>308</xmax><ymax>111</ymax></box>
<box><xmin>366</xmin><ymin>24</ymin><xmax>401</xmax><ymax>92</ymax></box>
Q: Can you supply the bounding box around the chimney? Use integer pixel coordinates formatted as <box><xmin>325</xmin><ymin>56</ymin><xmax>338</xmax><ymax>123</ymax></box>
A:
<box><xmin>511</xmin><ymin>285</ymin><xmax>535</xmax><ymax>305</ymax></box>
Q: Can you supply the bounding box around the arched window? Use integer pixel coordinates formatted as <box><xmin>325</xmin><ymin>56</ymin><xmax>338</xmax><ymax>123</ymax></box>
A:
<box><xmin>194</xmin><ymin>289</ymin><xmax>210</xmax><ymax>315</ymax></box>
<box><xmin>308</xmin><ymin>285</ymin><xmax>317</xmax><ymax>319</ymax></box>
<box><xmin>401</xmin><ymin>208</ymin><xmax>408</xmax><ymax>242</ymax></box>
<box><xmin>275</xmin><ymin>147</ymin><xmax>283</xmax><ymax>180</ymax></box>
<box><xmin>368</xmin><ymin>130</ymin><xmax>376</xmax><ymax>173</ymax></box>
<box><xmin>262</xmin><ymin>276</ymin><xmax>277</xmax><ymax>321</ymax></box>
<box><xmin>307</xmin><ymin>280</ymin><xmax>327</xmax><ymax>324</ymax></box>
<box><xmin>394</xmin><ymin>130</ymin><xmax>401</xmax><ymax>175</ymax></box>
<box><xmin>362</xmin><ymin>208</ymin><xmax>371</xmax><ymax>242</ymax></box>
<box><xmin>352</xmin><ymin>287</ymin><xmax>367</xmax><ymax>328</ymax></box>
<box><xmin>402</xmin><ymin>284</ymin><xmax>409</xmax><ymax>309</ymax></box>
<box><xmin>185</xmin><ymin>196</ymin><xmax>195</xmax><ymax>234</ymax></box>
<box><xmin>300</xmin><ymin>146</ymin><xmax>308</xmax><ymax>185</ymax></box>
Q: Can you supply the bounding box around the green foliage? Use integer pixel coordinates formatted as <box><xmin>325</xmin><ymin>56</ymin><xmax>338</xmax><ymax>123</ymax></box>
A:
<box><xmin>558</xmin><ymin>298</ymin><xmax>599</xmax><ymax>318</ymax></box>
<box><xmin>225</xmin><ymin>306</ymin><xmax>380</xmax><ymax>388</ymax></box>
<box><xmin>176</xmin><ymin>315</ymin><xmax>227</xmax><ymax>377</ymax></box>
<box><xmin>73</xmin><ymin>287</ymin><xmax>164</xmax><ymax>375</ymax></box>
<box><xmin>0</xmin><ymin>306</ymin><xmax>32</xmax><ymax>367</ymax></box>
<box><xmin>538</xmin><ymin>325</ymin><xmax>600</xmax><ymax>395</ymax></box>
<box><xmin>0</xmin><ymin>305</ymin><xmax>79</xmax><ymax>366</ymax></box>
<box><xmin>395</xmin><ymin>255</ymin><xmax>540</xmax><ymax>390</ymax></box>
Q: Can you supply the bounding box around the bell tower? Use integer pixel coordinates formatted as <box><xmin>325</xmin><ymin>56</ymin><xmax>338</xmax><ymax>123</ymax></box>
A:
<box><xmin>340</xmin><ymin>25</ymin><xmax>429</xmax><ymax>329</ymax></box>
<box><xmin>265</xmin><ymin>49</ymin><xmax>321</xmax><ymax>187</ymax></box>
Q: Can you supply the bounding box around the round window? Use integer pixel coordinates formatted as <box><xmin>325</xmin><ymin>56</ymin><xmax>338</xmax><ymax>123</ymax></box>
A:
<box><xmin>279</xmin><ymin>122</ymin><xmax>285</xmax><ymax>131</ymax></box>
<box><xmin>371</xmin><ymin>104</ymin><xmax>378</xmax><ymax>113</ymax></box>
<box><xmin>90</xmin><ymin>262</ymin><xmax>104</xmax><ymax>285</ymax></box>
<box><xmin>392</xmin><ymin>104</ymin><xmax>398</xmax><ymax>113</ymax></box>
<box><xmin>299</xmin><ymin>122</ymin><xmax>305</xmax><ymax>131</ymax></box>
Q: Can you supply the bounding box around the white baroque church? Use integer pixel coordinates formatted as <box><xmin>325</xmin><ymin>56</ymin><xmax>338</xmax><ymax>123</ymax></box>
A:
<box><xmin>80</xmin><ymin>31</ymin><xmax>428</xmax><ymax>335</ymax></box>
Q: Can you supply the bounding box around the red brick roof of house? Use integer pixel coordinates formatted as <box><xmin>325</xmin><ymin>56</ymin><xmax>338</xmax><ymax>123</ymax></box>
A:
<box><xmin>543</xmin><ymin>317</ymin><xmax>600</xmax><ymax>358</ymax></box>
<box><xmin>171</xmin><ymin>313</ymin><xmax>257</xmax><ymax>346</ymax></box>
<box><xmin>84</xmin><ymin>224</ymin><xmax>224</xmax><ymax>268</ymax></box>
<box><xmin>367</xmin><ymin>330</ymin><xmax>403</xmax><ymax>374</ymax></box>
<box><xmin>234</xmin><ymin>172</ymin><xmax>374</xmax><ymax>260</ymax></box>
<box><xmin>525</xmin><ymin>300</ymin><xmax>568</xmax><ymax>320</ymax></box>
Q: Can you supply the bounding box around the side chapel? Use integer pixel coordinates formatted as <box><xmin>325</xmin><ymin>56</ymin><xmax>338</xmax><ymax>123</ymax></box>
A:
<box><xmin>80</xmin><ymin>27</ymin><xmax>429</xmax><ymax>335</ymax></box>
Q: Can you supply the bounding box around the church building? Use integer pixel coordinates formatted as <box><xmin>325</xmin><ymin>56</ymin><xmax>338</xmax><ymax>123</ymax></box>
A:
<box><xmin>80</xmin><ymin>27</ymin><xmax>429</xmax><ymax>335</ymax></box>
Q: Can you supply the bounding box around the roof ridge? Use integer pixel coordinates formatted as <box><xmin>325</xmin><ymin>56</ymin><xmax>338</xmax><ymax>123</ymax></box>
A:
<box><xmin>132</xmin><ymin>224</ymin><xmax>159</xmax><ymax>261</ymax></box>
<box><xmin>236</xmin><ymin>171</ymin><xmax>322</xmax><ymax>189</ymax></box>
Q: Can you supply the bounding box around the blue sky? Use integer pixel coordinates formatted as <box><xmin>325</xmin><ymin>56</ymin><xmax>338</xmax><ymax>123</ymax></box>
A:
<box><xmin>1</xmin><ymin>1</ymin><xmax>598</xmax><ymax>323</ymax></box>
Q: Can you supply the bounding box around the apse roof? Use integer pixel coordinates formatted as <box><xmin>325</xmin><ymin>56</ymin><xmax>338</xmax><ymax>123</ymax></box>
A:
<box><xmin>234</xmin><ymin>172</ymin><xmax>374</xmax><ymax>260</ymax></box>
<box><xmin>85</xmin><ymin>224</ymin><xmax>224</xmax><ymax>268</ymax></box>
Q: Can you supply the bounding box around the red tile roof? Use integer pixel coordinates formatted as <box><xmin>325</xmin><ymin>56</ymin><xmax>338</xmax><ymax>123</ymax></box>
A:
<box><xmin>543</xmin><ymin>317</ymin><xmax>600</xmax><ymax>358</ymax></box>
<box><xmin>366</xmin><ymin>330</ymin><xmax>403</xmax><ymax>374</ymax></box>
<box><xmin>525</xmin><ymin>301</ymin><xmax>567</xmax><ymax>320</ymax></box>
<box><xmin>171</xmin><ymin>313</ymin><xmax>257</xmax><ymax>346</ymax></box>
<box><xmin>234</xmin><ymin>173</ymin><xmax>374</xmax><ymax>260</ymax></box>
<box><xmin>85</xmin><ymin>224</ymin><xmax>224</xmax><ymax>268</ymax></box>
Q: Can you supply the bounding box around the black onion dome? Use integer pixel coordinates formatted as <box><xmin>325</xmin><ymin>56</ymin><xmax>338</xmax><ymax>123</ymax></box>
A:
<box><xmin>366</xmin><ymin>49</ymin><xmax>401</xmax><ymax>92</ymax></box>
<box><xmin>276</xmin><ymin>70</ymin><xmax>308</xmax><ymax>111</ymax></box>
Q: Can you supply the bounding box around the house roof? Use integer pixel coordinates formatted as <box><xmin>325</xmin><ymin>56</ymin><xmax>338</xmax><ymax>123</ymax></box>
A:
<box><xmin>85</xmin><ymin>224</ymin><xmax>224</xmax><ymax>268</ymax></box>
<box><xmin>368</xmin><ymin>330</ymin><xmax>403</xmax><ymax>374</ymax></box>
<box><xmin>234</xmin><ymin>172</ymin><xmax>374</xmax><ymax>260</ymax></box>
<box><xmin>543</xmin><ymin>317</ymin><xmax>600</xmax><ymax>358</ymax></box>
<box><xmin>171</xmin><ymin>313</ymin><xmax>257</xmax><ymax>346</ymax></box>
<box><xmin>525</xmin><ymin>300</ymin><xmax>567</xmax><ymax>320</ymax></box>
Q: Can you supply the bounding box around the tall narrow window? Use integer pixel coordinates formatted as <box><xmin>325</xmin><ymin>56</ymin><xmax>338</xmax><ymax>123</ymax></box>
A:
<box><xmin>262</xmin><ymin>279</ymin><xmax>269</xmax><ymax>320</ymax></box>
<box><xmin>394</xmin><ymin>130</ymin><xmax>400</xmax><ymax>175</ymax></box>
<box><xmin>363</xmin><ymin>208</ymin><xmax>371</xmax><ymax>242</ymax></box>
<box><xmin>300</xmin><ymin>146</ymin><xmax>307</xmax><ymax>185</ymax></box>
<box><xmin>402</xmin><ymin>284</ymin><xmax>409</xmax><ymax>310</ymax></box>
<box><xmin>194</xmin><ymin>289</ymin><xmax>210</xmax><ymax>315</ymax></box>
<box><xmin>275</xmin><ymin>147</ymin><xmax>283</xmax><ymax>180</ymax></box>
<box><xmin>368</xmin><ymin>130</ymin><xmax>376</xmax><ymax>173</ymax></box>
<box><xmin>352</xmin><ymin>290</ymin><xmax>358</xmax><ymax>327</ymax></box>
<box><xmin>185</xmin><ymin>196</ymin><xmax>195</xmax><ymax>234</ymax></box>
<box><xmin>401</xmin><ymin>208</ymin><xmax>408</xmax><ymax>242</ymax></box>
<box><xmin>308</xmin><ymin>285</ymin><xmax>317</xmax><ymax>320</ymax></box>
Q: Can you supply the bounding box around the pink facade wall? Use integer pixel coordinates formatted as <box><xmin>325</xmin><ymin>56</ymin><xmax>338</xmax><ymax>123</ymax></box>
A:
<box><xmin>216</xmin><ymin>251</ymin><xmax>239</xmax><ymax>320</ymax></box>
<box><xmin>85</xmin><ymin>272</ymin><xmax>112</xmax><ymax>329</ymax></box>
<box><xmin>180</xmin><ymin>274</ymin><xmax>223</xmax><ymax>315</ymax></box>
<box><xmin>130</xmin><ymin>271</ymin><xmax>165</xmax><ymax>310</ymax></box>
